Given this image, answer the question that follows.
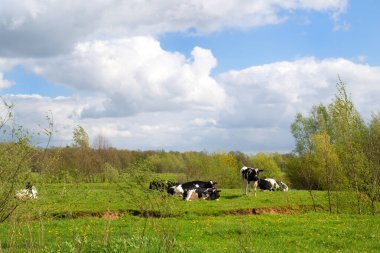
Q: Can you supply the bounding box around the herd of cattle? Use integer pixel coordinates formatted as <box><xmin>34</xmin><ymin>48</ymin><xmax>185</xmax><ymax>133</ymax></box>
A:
<box><xmin>150</xmin><ymin>166</ymin><xmax>288</xmax><ymax>201</ymax></box>
<box><xmin>15</xmin><ymin>166</ymin><xmax>289</xmax><ymax>202</ymax></box>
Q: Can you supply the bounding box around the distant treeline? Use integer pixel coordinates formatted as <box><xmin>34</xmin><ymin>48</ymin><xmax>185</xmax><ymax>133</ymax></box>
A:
<box><xmin>30</xmin><ymin>146</ymin><xmax>289</xmax><ymax>189</ymax></box>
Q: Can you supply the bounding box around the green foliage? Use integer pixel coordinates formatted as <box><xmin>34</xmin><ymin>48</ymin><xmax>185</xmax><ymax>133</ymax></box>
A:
<box><xmin>249</xmin><ymin>153</ymin><xmax>284</xmax><ymax>180</ymax></box>
<box><xmin>102</xmin><ymin>162</ymin><xmax>119</xmax><ymax>182</ymax></box>
<box><xmin>0</xmin><ymin>99</ymin><xmax>36</xmax><ymax>222</ymax></box>
<box><xmin>72</xmin><ymin>125</ymin><xmax>89</xmax><ymax>149</ymax></box>
<box><xmin>288</xmin><ymin>79</ymin><xmax>380</xmax><ymax>214</ymax></box>
<box><xmin>364</xmin><ymin>113</ymin><xmax>380</xmax><ymax>213</ymax></box>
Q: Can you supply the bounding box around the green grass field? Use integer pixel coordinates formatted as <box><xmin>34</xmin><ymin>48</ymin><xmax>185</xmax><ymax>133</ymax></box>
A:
<box><xmin>1</xmin><ymin>183</ymin><xmax>380</xmax><ymax>252</ymax></box>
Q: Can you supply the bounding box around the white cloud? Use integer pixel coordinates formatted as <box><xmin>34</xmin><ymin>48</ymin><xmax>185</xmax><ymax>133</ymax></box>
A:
<box><xmin>4</xmin><ymin>57</ymin><xmax>380</xmax><ymax>153</ymax></box>
<box><xmin>28</xmin><ymin>37</ymin><xmax>226</xmax><ymax>117</ymax></box>
<box><xmin>217</xmin><ymin>57</ymin><xmax>380</xmax><ymax>132</ymax></box>
<box><xmin>0</xmin><ymin>58</ymin><xmax>18</xmax><ymax>89</ymax></box>
<box><xmin>0</xmin><ymin>0</ymin><xmax>347</xmax><ymax>57</ymax></box>
<box><xmin>0</xmin><ymin>73</ymin><xmax>13</xmax><ymax>89</ymax></box>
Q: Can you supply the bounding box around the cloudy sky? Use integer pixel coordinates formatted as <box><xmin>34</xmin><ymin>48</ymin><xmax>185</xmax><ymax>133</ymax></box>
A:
<box><xmin>1</xmin><ymin>0</ymin><xmax>379</xmax><ymax>153</ymax></box>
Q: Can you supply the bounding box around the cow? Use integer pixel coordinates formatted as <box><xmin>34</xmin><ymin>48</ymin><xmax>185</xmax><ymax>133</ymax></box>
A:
<box><xmin>149</xmin><ymin>180</ymin><xmax>178</xmax><ymax>191</ymax></box>
<box><xmin>16</xmin><ymin>182</ymin><xmax>38</xmax><ymax>200</ymax></box>
<box><xmin>258</xmin><ymin>178</ymin><xmax>280</xmax><ymax>191</ymax></box>
<box><xmin>240</xmin><ymin>166</ymin><xmax>263</xmax><ymax>196</ymax></box>
<box><xmin>276</xmin><ymin>181</ymin><xmax>289</xmax><ymax>191</ymax></box>
<box><xmin>167</xmin><ymin>180</ymin><xmax>217</xmax><ymax>196</ymax></box>
<box><xmin>183</xmin><ymin>187</ymin><xmax>221</xmax><ymax>201</ymax></box>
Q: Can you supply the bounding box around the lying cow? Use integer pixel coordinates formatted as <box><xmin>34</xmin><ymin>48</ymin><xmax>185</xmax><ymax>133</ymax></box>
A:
<box><xmin>16</xmin><ymin>182</ymin><xmax>38</xmax><ymax>200</ymax></box>
<box><xmin>277</xmin><ymin>181</ymin><xmax>289</xmax><ymax>191</ymax></box>
<box><xmin>258</xmin><ymin>178</ymin><xmax>280</xmax><ymax>191</ymax></box>
<box><xmin>183</xmin><ymin>187</ymin><xmax>221</xmax><ymax>201</ymax></box>
<box><xmin>240</xmin><ymin>166</ymin><xmax>263</xmax><ymax>196</ymax></box>
<box><xmin>167</xmin><ymin>180</ymin><xmax>217</xmax><ymax>196</ymax></box>
<box><xmin>258</xmin><ymin>178</ymin><xmax>289</xmax><ymax>192</ymax></box>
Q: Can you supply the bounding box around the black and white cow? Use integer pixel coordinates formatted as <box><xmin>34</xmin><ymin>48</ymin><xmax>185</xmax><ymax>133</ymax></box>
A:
<box><xmin>258</xmin><ymin>178</ymin><xmax>280</xmax><ymax>191</ymax></box>
<box><xmin>276</xmin><ymin>181</ymin><xmax>289</xmax><ymax>191</ymax></box>
<box><xmin>240</xmin><ymin>166</ymin><xmax>263</xmax><ymax>196</ymax></box>
<box><xmin>183</xmin><ymin>187</ymin><xmax>221</xmax><ymax>201</ymax></box>
<box><xmin>167</xmin><ymin>180</ymin><xmax>217</xmax><ymax>196</ymax></box>
<box><xmin>15</xmin><ymin>182</ymin><xmax>38</xmax><ymax>200</ymax></box>
<box><xmin>258</xmin><ymin>178</ymin><xmax>289</xmax><ymax>192</ymax></box>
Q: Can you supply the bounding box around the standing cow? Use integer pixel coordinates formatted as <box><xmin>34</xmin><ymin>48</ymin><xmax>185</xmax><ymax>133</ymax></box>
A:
<box><xmin>240</xmin><ymin>166</ymin><xmax>263</xmax><ymax>196</ymax></box>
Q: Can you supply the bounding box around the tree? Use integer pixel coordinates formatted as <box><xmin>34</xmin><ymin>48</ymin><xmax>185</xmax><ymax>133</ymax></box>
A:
<box><xmin>249</xmin><ymin>153</ymin><xmax>284</xmax><ymax>180</ymax></box>
<box><xmin>312</xmin><ymin>133</ymin><xmax>344</xmax><ymax>213</ymax></box>
<box><xmin>0</xmin><ymin>98</ymin><xmax>50</xmax><ymax>222</ymax></box>
<box><xmin>92</xmin><ymin>134</ymin><xmax>111</xmax><ymax>151</ymax></box>
<box><xmin>71</xmin><ymin>125</ymin><xmax>96</xmax><ymax>182</ymax></box>
<box><xmin>291</xmin><ymin>104</ymin><xmax>331</xmax><ymax>156</ymax></box>
<box><xmin>72</xmin><ymin>125</ymin><xmax>89</xmax><ymax>149</ymax></box>
<box><xmin>364</xmin><ymin>113</ymin><xmax>380</xmax><ymax>214</ymax></box>
<box><xmin>328</xmin><ymin>79</ymin><xmax>367</xmax><ymax>214</ymax></box>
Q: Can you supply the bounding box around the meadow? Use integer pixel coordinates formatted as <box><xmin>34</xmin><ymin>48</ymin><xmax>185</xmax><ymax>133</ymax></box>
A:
<box><xmin>1</xmin><ymin>183</ymin><xmax>380</xmax><ymax>252</ymax></box>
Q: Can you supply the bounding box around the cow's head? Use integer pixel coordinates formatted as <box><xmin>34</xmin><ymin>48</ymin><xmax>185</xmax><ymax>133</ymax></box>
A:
<box><xmin>247</xmin><ymin>167</ymin><xmax>263</xmax><ymax>182</ymax></box>
<box><xmin>209</xmin><ymin>180</ymin><xmax>217</xmax><ymax>187</ymax></box>
<box><xmin>205</xmin><ymin>188</ymin><xmax>221</xmax><ymax>200</ymax></box>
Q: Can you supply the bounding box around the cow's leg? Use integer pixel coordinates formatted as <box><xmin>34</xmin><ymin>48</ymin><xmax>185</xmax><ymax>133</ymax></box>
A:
<box><xmin>241</xmin><ymin>178</ymin><xmax>246</xmax><ymax>195</ymax></box>
<box><xmin>245</xmin><ymin>181</ymin><xmax>250</xmax><ymax>196</ymax></box>
<box><xmin>185</xmin><ymin>189</ymin><xmax>197</xmax><ymax>201</ymax></box>
<box><xmin>253</xmin><ymin>181</ymin><xmax>258</xmax><ymax>197</ymax></box>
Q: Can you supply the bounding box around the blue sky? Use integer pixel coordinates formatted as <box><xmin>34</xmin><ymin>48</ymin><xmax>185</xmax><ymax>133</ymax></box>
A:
<box><xmin>0</xmin><ymin>0</ymin><xmax>379</xmax><ymax>153</ymax></box>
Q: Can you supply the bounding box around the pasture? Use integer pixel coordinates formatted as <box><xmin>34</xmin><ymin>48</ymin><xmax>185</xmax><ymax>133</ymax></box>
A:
<box><xmin>1</xmin><ymin>183</ymin><xmax>380</xmax><ymax>252</ymax></box>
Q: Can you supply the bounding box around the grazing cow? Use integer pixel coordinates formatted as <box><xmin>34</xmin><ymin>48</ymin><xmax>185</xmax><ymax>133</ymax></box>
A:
<box><xmin>240</xmin><ymin>166</ymin><xmax>263</xmax><ymax>196</ymax></box>
<box><xmin>277</xmin><ymin>181</ymin><xmax>289</xmax><ymax>191</ymax></box>
<box><xmin>167</xmin><ymin>180</ymin><xmax>217</xmax><ymax>196</ymax></box>
<box><xmin>258</xmin><ymin>178</ymin><xmax>280</xmax><ymax>191</ymax></box>
<box><xmin>183</xmin><ymin>187</ymin><xmax>221</xmax><ymax>201</ymax></box>
<box><xmin>149</xmin><ymin>180</ymin><xmax>178</xmax><ymax>191</ymax></box>
<box><xmin>16</xmin><ymin>182</ymin><xmax>38</xmax><ymax>200</ymax></box>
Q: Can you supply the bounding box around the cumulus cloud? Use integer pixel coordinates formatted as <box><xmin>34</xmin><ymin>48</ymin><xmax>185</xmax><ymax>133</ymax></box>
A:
<box><xmin>4</xmin><ymin>57</ymin><xmax>380</xmax><ymax>153</ymax></box>
<box><xmin>28</xmin><ymin>37</ymin><xmax>226</xmax><ymax>117</ymax></box>
<box><xmin>217</xmin><ymin>57</ymin><xmax>380</xmax><ymax>132</ymax></box>
<box><xmin>0</xmin><ymin>0</ymin><xmax>347</xmax><ymax>57</ymax></box>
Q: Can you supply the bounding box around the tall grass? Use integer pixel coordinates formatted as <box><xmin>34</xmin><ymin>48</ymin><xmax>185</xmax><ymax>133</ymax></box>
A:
<box><xmin>1</xmin><ymin>213</ymin><xmax>380</xmax><ymax>252</ymax></box>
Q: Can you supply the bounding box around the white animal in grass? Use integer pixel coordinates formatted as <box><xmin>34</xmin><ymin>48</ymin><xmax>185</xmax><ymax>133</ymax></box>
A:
<box><xmin>15</xmin><ymin>183</ymin><xmax>38</xmax><ymax>200</ymax></box>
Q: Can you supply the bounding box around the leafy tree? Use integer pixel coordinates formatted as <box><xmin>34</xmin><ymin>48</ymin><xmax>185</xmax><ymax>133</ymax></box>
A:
<box><xmin>312</xmin><ymin>133</ymin><xmax>344</xmax><ymax>213</ymax></box>
<box><xmin>72</xmin><ymin>125</ymin><xmax>89</xmax><ymax>149</ymax></box>
<box><xmin>0</xmin><ymin>98</ymin><xmax>53</xmax><ymax>222</ymax></box>
<box><xmin>291</xmin><ymin>104</ymin><xmax>331</xmax><ymax>156</ymax></box>
<box><xmin>364</xmin><ymin>113</ymin><xmax>380</xmax><ymax>214</ymax></box>
<box><xmin>328</xmin><ymin>79</ymin><xmax>367</xmax><ymax>214</ymax></box>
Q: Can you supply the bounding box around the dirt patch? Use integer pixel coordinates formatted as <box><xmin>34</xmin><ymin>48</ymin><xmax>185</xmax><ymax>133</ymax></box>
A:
<box><xmin>252</xmin><ymin>207</ymin><xmax>295</xmax><ymax>215</ymax></box>
<box><xmin>225</xmin><ymin>206</ymin><xmax>298</xmax><ymax>216</ymax></box>
<box><xmin>51</xmin><ymin>210</ymin><xmax>127</xmax><ymax>220</ymax></box>
<box><xmin>102</xmin><ymin>210</ymin><xmax>121</xmax><ymax>220</ymax></box>
<box><xmin>47</xmin><ymin>205</ymin><xmax>319</xmax><ymax>220</ymax></box>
